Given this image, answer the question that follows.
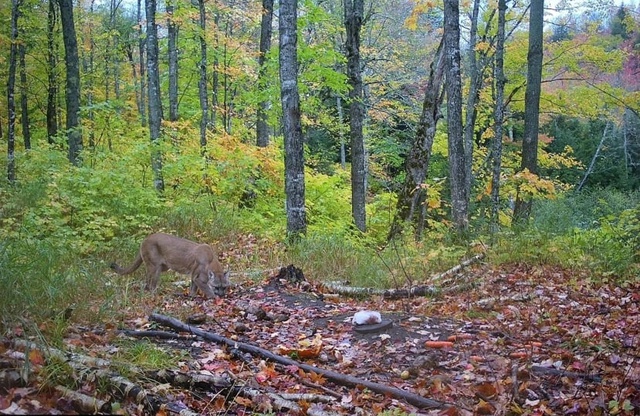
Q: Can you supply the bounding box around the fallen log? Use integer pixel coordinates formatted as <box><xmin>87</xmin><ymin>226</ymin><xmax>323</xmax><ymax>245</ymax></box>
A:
<box><xmin>8</xmin><ymin>339</ymin><xmax>199</xmax><ymax>415</ymax></box>
<box><xmin>150</xmin><ymin>313</ymin><xmax>452</xmax><ymax>410</ymax></box>
<box><xmin>323</xmin><ymin>253</ymin><xmax>485</xmax><ymax>299</ymax></box>
<box><xmin>55</xmin><ymin>385</ymin><xmax>111</xmax><ymax>414</ymax></box>
<box><xmin>118</xmin><ymin>329</ymin><xmax>197</xmax><ymax>340</ymax></box>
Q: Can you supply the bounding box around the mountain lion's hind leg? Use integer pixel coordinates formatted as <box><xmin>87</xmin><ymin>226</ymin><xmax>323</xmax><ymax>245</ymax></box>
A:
<box><xmin>145</xmin><ymin>264</ymin><xmax>163</xmax><ymax>292</ymax></box>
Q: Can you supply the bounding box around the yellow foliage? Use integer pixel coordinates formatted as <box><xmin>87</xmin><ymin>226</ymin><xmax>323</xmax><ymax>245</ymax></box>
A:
<box><xmin>405</xmin><ymin>0</ymin><xmax>439</xmax><ymax>30</ymax></box>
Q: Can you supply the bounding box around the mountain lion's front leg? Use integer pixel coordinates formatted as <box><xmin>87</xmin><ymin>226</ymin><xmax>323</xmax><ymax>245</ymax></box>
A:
<box><xmin>191</xmin><ymin>272</ymin><xmax>216</xmax><ymax>298</ymax></box>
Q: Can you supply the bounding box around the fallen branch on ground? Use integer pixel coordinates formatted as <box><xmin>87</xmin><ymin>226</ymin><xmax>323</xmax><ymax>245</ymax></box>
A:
<box><xmin>323</xmin><ymin>253</ymin><xmax>485</xmax><ymax>299</ymax></box>
<box><xmin>8</xmin><ymin>339</ymin><xmax>199</xmax><ymax>415</ymax></box>
<box><xmin>150</xmin><ymin>313</ymin><xmax>453</xmax><ymax>410</ymax></box>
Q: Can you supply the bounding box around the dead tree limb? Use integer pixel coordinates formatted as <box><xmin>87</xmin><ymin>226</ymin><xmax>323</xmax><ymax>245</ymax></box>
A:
<box><xmin>118</xmin><ymin>329</ymin><xmax>197</xmax><ymax>340</ymax></box>
<box><xmin>8</xmin><ymin>339</ymin><xmax>199</xmax><ymax>415</ymax></box>
<box><xmin>150</xmin><ymin>313</ymin><xmax>453</xmax><ymax>410</ymax></box>
<box><xmin>323</xmin><ymin>253</ymin><xmax>485</xmax><ymax>299</ymax></box>
<box><xmin>55</xmin><ymin>386</ymin><xmax>111</xmax><ymax>414</ymax></box>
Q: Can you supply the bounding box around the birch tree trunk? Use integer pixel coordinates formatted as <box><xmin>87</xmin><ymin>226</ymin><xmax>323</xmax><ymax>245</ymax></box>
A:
<box><xmin>344</xmin><ymin>0</ymin><xmax>366</xmax><ymax>232</ymax></box>
<box><xmin>279</xmin><ymin>0</ymin><xmax>307</xmax><ymax>238</ymax></box>
<box><xmin>577</xmin><ymin>121</ymin><xmax>610</xmax><ymax>191</ymax></box>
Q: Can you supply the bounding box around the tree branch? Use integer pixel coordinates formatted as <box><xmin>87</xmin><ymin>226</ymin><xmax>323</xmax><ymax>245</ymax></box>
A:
<box><xmin>149</xmin><ymin>313</ymin><xmax>453</xmax><ymax>410</ymax></box>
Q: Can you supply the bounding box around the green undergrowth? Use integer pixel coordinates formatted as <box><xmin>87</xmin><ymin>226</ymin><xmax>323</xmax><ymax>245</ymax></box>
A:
<box><xmin>111</xmin><ymin>338</ymin><xmax>186</xmax><ymax>373</ymax></box>
<box><xmin>491</xmin><ymin>192</ymin><xmax>640</xmax><ymax>283</ymax></box>
<box><xmin>1</xmin><ymin>144</ymin><xmax>638</xmax><ymax>341</ymax></box>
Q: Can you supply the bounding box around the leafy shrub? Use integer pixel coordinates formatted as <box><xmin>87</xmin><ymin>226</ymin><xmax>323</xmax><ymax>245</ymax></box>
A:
<box><xmin>532</xmin><ymin>188</ymin><xmax>640</xmax><ymax>233</ymax></box>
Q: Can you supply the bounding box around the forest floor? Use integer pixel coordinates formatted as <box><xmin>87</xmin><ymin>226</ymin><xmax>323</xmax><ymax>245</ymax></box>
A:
<box><xmin>1</xmin><ymin>249</ymin><xmax>639</xmax><ymax>415</ymax></box>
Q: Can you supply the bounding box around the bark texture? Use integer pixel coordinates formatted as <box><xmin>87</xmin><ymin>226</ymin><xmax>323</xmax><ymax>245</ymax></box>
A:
<box><xmin>146</xmin><ymin>0</ymin><xmax>165</xmax><ymax>192</ymax></box>
<box><xmin>444</xmin><ymin>0</ymin><xmax>468</xmax><ymax>232</ymax></box>
<box><xmin>344</xmin><ymin>0</ymin><xmax>367</xmax><ymax>232</ymax></box>
<box><xmin>514</xmin><ymin>0</ymin><xmax>544</xmax><ymax>223</ymax></box>
<box><xmin>490</xmin><ymin>0</ymin><xmax>507</xmax><ymax>233</ymax></box>
<box><xmin>256</xmin><ymin>0</ymin><xmax>273</xmax><ymax>147</ymax></box>
<box><xmin>279</xmin><ymin>0</ymin><xmax>306</xmax><ymax>237</ymax></box>
<box><xmin>388</xmin><ymin>39</ymin><xmax>445</xmax><ymax>241</ymax></box>
<box><xmin>58</xmin><ymin>0</ymin><xmax>83</xmax><ymax>165</ymax></box>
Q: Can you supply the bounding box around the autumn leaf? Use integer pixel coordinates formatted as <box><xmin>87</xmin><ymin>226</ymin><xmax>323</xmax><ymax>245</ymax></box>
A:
<box><xmin>28</xmin><ymin>350</ymin><xmax>45</xmax><ymax>366</ymax></box>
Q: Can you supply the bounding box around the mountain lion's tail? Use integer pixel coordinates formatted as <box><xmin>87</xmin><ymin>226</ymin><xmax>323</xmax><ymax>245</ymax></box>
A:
<box><xmin>110</xmin><ymin>253</ymin><xmax>143</xmax><ymax>275</ymax></box>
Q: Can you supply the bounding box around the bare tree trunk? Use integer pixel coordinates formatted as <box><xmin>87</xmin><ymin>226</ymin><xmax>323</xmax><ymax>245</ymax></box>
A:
<box><xmin>84</xmin><ymin>0</ymin><xmax>96</xmax><ymax>149</ymax></box>
<box><xmin>280</xmin><ymin>0</ymin><xmax>307</xmax><ymax>238</ymax></box>
<box><xmin>167</xmin><ymin>0</ymin><xmax>178</xmax><ymax>122</ymax></box>
<box><xmin>197</xmin><ymin>0</ymin><xmax>209</xmax><ymax>153</ymax></box>
<box><xmin>256</xmin><ymin>0</ymin><xmax>273</xmax><ymax>147</ymax></box>
<box><xmin>513</xmin><ymin>0</ymin><xmax>544</xmax><ymax>223</ymax></box>
<box><xmin>388</xmin><ymin>39</ymin><xmax>445</xmax><ymax>241</ymax></box>
<box><xmin>210</xmin><ymin>9</ymin><xmax>220</xmax><ymax>132</ymax></box>
<box><xmin>222</xmin><ymin>20</ymin><xmax>233</xmax><ymax>134</ymax></box>
<box><xmin>7</xmin><ymin>0</ymin><xmax>20</xmax><ymax>182</ymax></box>
<box><xmin>577</xmin><ymin>121</ymin><xmax>610</xmax><ymax>191</ymax></box>
<box><xmin>337</xmin><ymin>95</ymin><xmax>346</xmax><ymax>169</ymax></box>
<box><xmin>146</xmin><ymin>0</ymin><xmax>164</xmax><ymax>192</ymax></box>
<box><xmin>46</xmin><ymin>0</ymin><xmax>58</xmax><ymax>144</ymax></box>
<box><xmin>109</xmin><ymin>0</ymin><xmax>121</xmax><ymax>101</ymax></box>
<box><xmin>490</xmin><ymin>0</ymin><xmax>507</xmax><ymax>235</ymax></box>
<box><xmin>58</xmin><ymin>0</ymin><xmax>83</xmax><ymax>165</ymax></box>
<box><xmin>462</xmin><ymin>0</ymin><xmax>480</xmax><ymax>200</ymax></box>
<box><xmin>18</xmin><ymin>31</ymin><xmax>30</xmax><ymax>150</ymax></box>
<box><xmin>137</xmin><ymin>0</ymin><xmax>146</xmax><ymax>127</ymax></box>
<box><xmin>444</xmin><ymin>0</ymin><xmax>468</xmax><ymax>233</ymax></box>
<box><xmin>344</xmin><ymin>0</ymin><xmax>366</xmax><ymax>232</ymax></box>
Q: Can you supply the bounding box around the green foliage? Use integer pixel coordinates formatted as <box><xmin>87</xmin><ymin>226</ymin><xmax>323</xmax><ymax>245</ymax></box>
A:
<box><xmin>492</xmin><ymin>189</ymin><xmax>640</xmax><ymax>281</ymax></box>
<box><xmin>0</xmin><ymin>147</ymin><xmax>162</xmax><ymax>254</ymax></box>
<box><xmin>532</xmin><ymin>188</ymin><xmax>640</xmax><ymax>232</ymax></box>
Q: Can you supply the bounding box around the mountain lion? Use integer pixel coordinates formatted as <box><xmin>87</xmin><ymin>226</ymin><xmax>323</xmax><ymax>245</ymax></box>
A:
<box><xmin>111</xmin><ymin>233</ymin><xmax>230</xmax><ymax>298</ymax></box>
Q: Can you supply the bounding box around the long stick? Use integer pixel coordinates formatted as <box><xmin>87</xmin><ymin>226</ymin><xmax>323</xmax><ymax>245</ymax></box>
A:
<box><xmin>149</xmin><ymin>313</ymin><xmax>452</xmax><ymax>410</ymax></box>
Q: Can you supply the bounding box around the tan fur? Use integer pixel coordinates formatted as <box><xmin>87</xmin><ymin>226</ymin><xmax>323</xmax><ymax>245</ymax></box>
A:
<box><xmin>111</xmin><ymin>233</ymin><xmax>230</xmax><ymax>298</ymax></box>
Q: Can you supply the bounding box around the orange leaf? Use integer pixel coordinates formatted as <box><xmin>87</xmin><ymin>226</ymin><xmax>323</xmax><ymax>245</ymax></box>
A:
<box><xmin>424</xmin><ymin>341</ymin><xmax>454</xmax><ymax>349</ymax></box>
<box><xmin>509</xmin><ymin>352</ymin><xmax>530</xmax><ymax>359</ymax></box>
<box><xmin>28</xmin><ymin>350</ymin><xmax>45</xmax><ymax>366</ymax></box>
<box><xmin>234</xmin><ymin>396</ymin><xmax>253</xmax><ymax>407</ymax></box>
<box><xmin>447</xmin><ymin>333</ymin><xmax>474</xmax><ymax>342</ymax></box>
